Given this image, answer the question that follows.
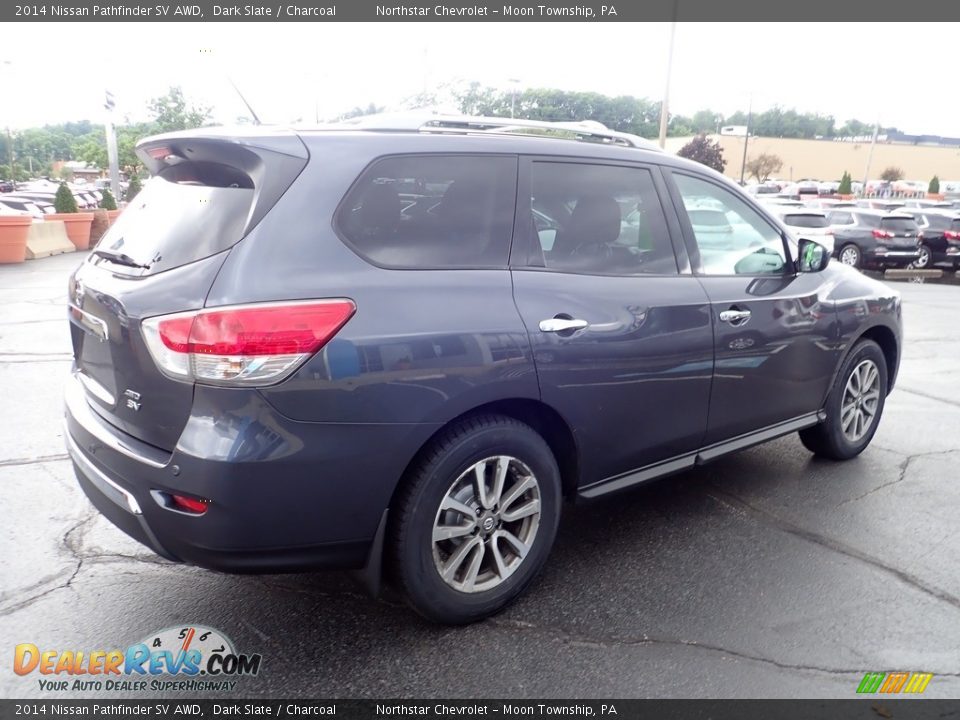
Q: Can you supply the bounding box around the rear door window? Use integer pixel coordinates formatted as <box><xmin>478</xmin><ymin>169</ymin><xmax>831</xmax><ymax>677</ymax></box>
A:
<box><xmin>783</xmin><ymin>213</ymin><xmax>829</xmax><ymax>228</ymax></box>
<box><xmin>828</xmin><ymin>211</ymin><xmax>854</xmax><ymax>226</ymax></box>
<box><xmin>524</xmin><ymin>161</ymin><xmax>678</xmax><ymax>276</ymax></box>
<box><xmin>880</xmin><ymin>217</ymin><xmax>920</xmax><ymax>232</ymax></box>
<box><xmin>337</xmin><ymin>155</ymin><xmax>517</xmax><ymax>269</ymax></box>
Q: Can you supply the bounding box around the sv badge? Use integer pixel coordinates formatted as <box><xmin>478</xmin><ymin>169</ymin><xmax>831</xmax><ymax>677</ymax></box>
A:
<box><xmin>124</xmin><ymin>389</ymin><xmax>141</xmax><ymax>412</ymax></box>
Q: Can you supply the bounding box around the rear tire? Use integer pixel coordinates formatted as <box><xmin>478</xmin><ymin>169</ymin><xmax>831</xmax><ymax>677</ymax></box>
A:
<box><xmin>799</xmin><ymin>339</ymin><xmax>887</xmax><ymax>460</ymax></box>
<box><xmin>389</xmin><ymin>415</ymin><xmax>562</xmax><ymax>624</ymax></box>
<box><xmin>914</xmin><ymin>244</ymin><xmax>932</xmax><ymax>268</ymax></box>
<box><xmin>839</xmin><ymin>244</ymin><xmax>861</xmax><ymax>268</ymax></box>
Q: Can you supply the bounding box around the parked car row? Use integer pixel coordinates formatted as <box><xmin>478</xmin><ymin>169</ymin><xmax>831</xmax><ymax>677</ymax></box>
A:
<box><xmin>754</xmin><ymin>194</ymin><xmax>960</xmax><ymax>271</ymax></box>
<box><xmin>0</xmin><ymin>179</ymin><xmax>107</xmax><ymax>218</ymax></box>
<box><xmin>746</xmin><ymin>178</ymin><xmax>960</xmax><ymax>203</ymax></box>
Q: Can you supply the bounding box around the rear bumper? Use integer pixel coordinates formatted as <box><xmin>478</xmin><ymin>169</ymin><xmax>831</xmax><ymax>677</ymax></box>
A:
<box><xmin>864</xmin><ymin>249</ymin><xmax>920</xmax><ymax>268</ymax></box>
<box><xmin>64</xmin><ymin>371</ymin><xmax>436</xmax><ymax>573</ymax></box>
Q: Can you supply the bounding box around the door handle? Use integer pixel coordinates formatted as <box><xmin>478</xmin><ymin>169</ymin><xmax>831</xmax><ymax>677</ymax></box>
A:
<box><xmin>539</xmin><ymin>317</ymin><xmax>589</xmax><ymax>333</ymax></box>
<box><xmin>719</xmin><ymin>309</ymin><xmax>751</xmax><ymax>326</ymax></box>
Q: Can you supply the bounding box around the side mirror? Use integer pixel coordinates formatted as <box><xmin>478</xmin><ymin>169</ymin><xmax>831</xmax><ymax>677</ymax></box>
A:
<box><xmin>797</xmin><ymin>238</ymin><xmax>830</xmax><ymax>273</ymax></box>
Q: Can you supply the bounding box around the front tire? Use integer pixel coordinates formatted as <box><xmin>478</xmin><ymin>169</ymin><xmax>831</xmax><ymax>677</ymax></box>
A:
<box><xmin>914</xmin><ymin>243</ymin><xmax>932</xmax><ymax>268</ymax></box>
<box><xmin>389</xmin><ymin>415</ymin><xmax>562</xmax><ymax>624</ymax></box>
<box><xmin>799</xmin><ymin>339</ymin><xmax>888</xmax><ymax>460</ymax></box>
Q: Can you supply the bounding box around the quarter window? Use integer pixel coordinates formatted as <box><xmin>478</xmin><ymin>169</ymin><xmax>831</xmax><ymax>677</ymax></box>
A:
<box><xmin>337</xmin><ymin>155</ymin><xmax>517</xmax><ymax>269</ymax></box>
<box><xmin>673</xmin><ymin>173</ymin><xmax>788</xmax><ymax>275</ymax></box>
<box><xmin>527</xmin><ymin>162</ymin><xmax>678</xmax><ymax>275</ymax></box>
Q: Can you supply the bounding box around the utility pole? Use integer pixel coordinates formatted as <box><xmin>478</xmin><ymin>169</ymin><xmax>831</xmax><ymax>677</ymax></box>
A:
<box><xmin>739</xmin><ymin>96</ymin><xmax>753</xmax><ymax>185</ymax></box>
<box><xmin>657</xmin><ymin>20</ymin><xmax>677</xmax><ymax>149</ymax></box>
<box><xmin>104</xmin><ymin>89</ymin><xmax>121</xmax><ymax>204</ymax></box>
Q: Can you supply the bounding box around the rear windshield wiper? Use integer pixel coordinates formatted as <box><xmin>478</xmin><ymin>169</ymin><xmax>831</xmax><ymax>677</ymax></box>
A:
<box><xmin>92</xmin><ymin>249</ymin><xmax>151</xmax><ymax>269</ymax></box>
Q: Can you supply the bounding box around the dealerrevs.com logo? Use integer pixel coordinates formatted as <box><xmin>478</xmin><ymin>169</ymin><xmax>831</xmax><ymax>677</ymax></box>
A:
<box><xmin>13</xmin><ymin>625</ymin><xmax>263</xmax><ymax>693</ymax></box>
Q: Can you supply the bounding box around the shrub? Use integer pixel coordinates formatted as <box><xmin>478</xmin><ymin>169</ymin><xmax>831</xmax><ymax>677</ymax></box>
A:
<box><xmin>124</xmin><ymin>175</ymin><xmax>142</xmax><ymax>202</ymax></box>
<box><xmin>838</xmin><ymin>171</ymin><xmax>852</xmax><ymax>195</ymax></box>
<box><xmin>677</xmin><ymin>135</ymin><xmax>727</xmax><ymax>173</ymax></box>
<box><xmin>54</xmin><ymin>183</ymin><xmax>79</xmax><ymax>214</ymax></box>
<box><xmin>99</xmin><ymin>188</ymin><xmax>118</xmax><ymax>210</ymax></box>
<box><xmin>880</xmin><ymin>166</ymin><xmax>904</xmax><ymax>182</ymax></box>
<box><xmin>929</xmin><ymin>175</ymin><xmax>940</xmax><ymax>194</ymax></box>
<box><xmin>89</xmin><ymin>209</ymin><xmax>110</xmax><ymax>245</ymax></box>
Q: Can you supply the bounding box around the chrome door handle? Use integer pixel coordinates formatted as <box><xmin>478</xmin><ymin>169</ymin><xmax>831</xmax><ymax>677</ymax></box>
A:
<box><xmin>719</xmin><ymin>309</ymin><xmax>751</xmax><ymax>325</ymax></box>
<box><xmin>539</xmin><ymin>318</ymin><xmax>589</xmax><ymax>333</ymax></box>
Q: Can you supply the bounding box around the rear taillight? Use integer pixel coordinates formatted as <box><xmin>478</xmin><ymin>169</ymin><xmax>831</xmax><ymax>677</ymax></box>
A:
<box><xmin>872</xmin><ymin>230</ymin><xmax>894</xmax><ymax>239</ymax></box>
<box><xmin>945</xmin><ymin>230</ymin><xmax>960</xmax><ymax>241</ymax></box>
<box><xmin>142</xmin><ymin>300</ymin><xmax>356</xmax><ymax>386</ymax></box>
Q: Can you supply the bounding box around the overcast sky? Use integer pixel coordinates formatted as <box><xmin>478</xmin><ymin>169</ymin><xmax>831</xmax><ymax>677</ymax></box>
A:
<box><xmin>2</xmin><ymin>22</ymin><xmax>956</xmax><ymax>136</ymax></box>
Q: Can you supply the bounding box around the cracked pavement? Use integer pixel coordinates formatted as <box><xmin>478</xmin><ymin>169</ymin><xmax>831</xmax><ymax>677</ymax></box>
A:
<box><xmin>2</xmin><ymin>253</ymin><xmax>960</xmax><ymax>699</ymax></box>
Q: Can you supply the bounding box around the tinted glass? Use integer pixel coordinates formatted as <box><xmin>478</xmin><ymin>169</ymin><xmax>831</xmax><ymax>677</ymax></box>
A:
<box><xmin>94</xmin><ymin>173</ymin><xmax>253</xmax><ymax>275</ymax></box>
<box><xmin>828</xmin><ymin>212</ymin><xmax>854</xmax><ymax>225</ymax></box>
<box><xmin>526</xmin><ymin>162</ymin><xmax>677</xmax><ymax>275</ymax></box>
<box><xmin>784</xmin><ymin>213</ymin><xmax>830</xmax><ymax>228</ymax></box>
<box><xmin>952</xmin><ymin>219</ymin><xmax>960</xmax><ymax>231</ymax></box>
<box><xmin>674</xmin><ymin>173</ymin><xmax>787</xmax><ymax>276</ymax></box>
<box><xmin>880</xmin><ymin>217</ymin><xmax>920</xmax><ymax>232</ymax></box>
<box><xmin>337</xmin><ymin>155</ymin><xmax>517</xmax><ymax>269</ymax></box>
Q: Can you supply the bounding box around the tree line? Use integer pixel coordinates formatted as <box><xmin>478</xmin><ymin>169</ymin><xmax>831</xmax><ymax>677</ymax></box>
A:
<box><xmin>0</xmin><ymin>82</ymin><xmax>902</xmax><ymax>181</ymax></box>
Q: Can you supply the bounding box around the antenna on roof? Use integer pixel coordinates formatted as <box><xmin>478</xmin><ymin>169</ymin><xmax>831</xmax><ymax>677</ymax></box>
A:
<box><xmin>226</xmin><ymin>75</ymin><xmax>261</xmax><ymax>125</ymax></box>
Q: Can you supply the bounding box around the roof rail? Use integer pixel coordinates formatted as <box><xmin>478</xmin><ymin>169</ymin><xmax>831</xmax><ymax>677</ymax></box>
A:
<box><xmin>332</xmin><ymin>112</ymin><xmax>660</xmax><ymax>151</ymax></box>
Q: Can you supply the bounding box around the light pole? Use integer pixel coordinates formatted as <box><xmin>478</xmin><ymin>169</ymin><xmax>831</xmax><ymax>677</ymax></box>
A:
<box><xmin>508</xmin><ymin>78</ymin><xmax>521</xmax><ymax>119</ymax></box>
<box><xmin>862</xmin><ymin>116</ymin><xmax>880</xmax><ymax>197</ymax></box>
<box><xmin>657</xmin><ymin>21</ymin><xmax>677</xmax><ymax>149</ymax></box>
<box><xmin>739</xmin><ymin>95</ymin><xmax>753</xmax><ymax>185</ymax></box>
<box><xmin>2</xmin><ymin>60</ymin><xmax>13</xmax><ymax>181</ymax></box>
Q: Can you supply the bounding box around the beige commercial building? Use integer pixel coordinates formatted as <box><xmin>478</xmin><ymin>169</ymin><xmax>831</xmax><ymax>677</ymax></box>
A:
<box><xmin>665</xmin><ymin>134</ymin><xmax>960</xmax><ymax>184</ymax></box>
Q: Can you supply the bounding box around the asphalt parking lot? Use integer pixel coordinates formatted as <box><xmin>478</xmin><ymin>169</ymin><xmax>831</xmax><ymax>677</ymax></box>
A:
<box><xmin>2</xmin><ymin>252</ymin><xmax>960</xmax><ymax>699</ymax></box>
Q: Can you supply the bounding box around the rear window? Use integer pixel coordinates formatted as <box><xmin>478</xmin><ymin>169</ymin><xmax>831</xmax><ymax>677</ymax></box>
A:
<box><xmin>93</xmin><ymin>163</ymin><xmax>254</xmax><ymax>275</ymax></box>
<box><xmin>880</xmin><ymin>217</ymin><xmax>920</xmax><ymax>232</ymax></box>
<box><xmin>783</xmin><ymin>213</ymin><xmax>829</xmax><ymax>228</ymax></box>
<box><xmin>337</xmin><ymin>155</ymin><xmax>517</xmax><ymax>269</ymax></box>
<box><xmin>953</xmin><ymin>219</ymin><xmax>960</xmax><ymax>232</ymax></box>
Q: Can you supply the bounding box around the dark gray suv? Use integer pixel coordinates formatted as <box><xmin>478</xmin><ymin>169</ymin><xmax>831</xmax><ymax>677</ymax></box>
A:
<box><xmin>65</xmin><ymin>116</ymin><xmax>902</xmax><ymax>624</ymax></box>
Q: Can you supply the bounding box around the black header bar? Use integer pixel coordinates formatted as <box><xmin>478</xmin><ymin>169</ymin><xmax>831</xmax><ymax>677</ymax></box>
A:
<box><xmin>4</xmin><ymin>0</ymin><xmax>959</xmax><ymax>22</ymax></box>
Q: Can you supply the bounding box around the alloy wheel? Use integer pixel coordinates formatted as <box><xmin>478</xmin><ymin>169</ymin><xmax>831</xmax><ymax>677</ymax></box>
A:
<box><xmin>841</xmin><ymin>359</ymin><xmax>881</xmax><ymax>443</ymax></box>
<box><xmin>432</xmin><ymin>456</ymin><xmax>541</xmax><ymax>593</ymax></box>
<box><xmin>840</xmin><ymin>246</ymin><xmax>860</xmax><ymax>266</ymax></box>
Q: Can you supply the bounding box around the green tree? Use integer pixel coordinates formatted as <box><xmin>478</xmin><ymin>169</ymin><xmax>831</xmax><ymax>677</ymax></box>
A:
<box><xmin>99</xmin><ymin>188</ymin><xmax>118</xmax><ymax>210</ymax></box>
<box><xmin>335</xmin><ymin>103</ymin><xmax>386</xmax><ymax>121</ymax></box>
<box><xmin>838</xmin><ymin>171</ymin><xmax>852</xmax><ymax>195</ymax></box>
<box><xmin>677</xmin><ymin>135</ymin><xmax>726</xmax><ymax>173</ymax></box>
<box><xmin>54</xmin><ymin>182</ymin><xmax>78</xmax><ymax>213</ymax></box>
<box><xmin>147</xmin><ymin>86</ymin><xmax>212</xmax><ymax>132</ymax></box>
<box><xmin>881</xmin><ymin>166</ymin><xmax>904</xmax><ymax>182</ymax></box>
<box><xmin>929</xmin><ymin>175</ymin><xmax>940</xmax><ymax>194</ymax></box>
<box><xmin>125</xmin><ymin>175</ymin><xmax>142</xmax><ymax>202</ymax></box>
<box><xmin>690</xmin><ymin>109</ymin><xmax>722</xmax><ymax>134</ymax></box>
<box><xmin>745</xmin><ymin>153</ymin><xmax>784</xmax><ymax>183</ymax></box>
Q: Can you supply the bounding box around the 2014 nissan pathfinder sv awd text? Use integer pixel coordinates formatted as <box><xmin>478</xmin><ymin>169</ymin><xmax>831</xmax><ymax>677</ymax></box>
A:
<box><xmin>65</xmin><ymin>115</ymin><xmax>902</xmax><ymax>624</ymax></box>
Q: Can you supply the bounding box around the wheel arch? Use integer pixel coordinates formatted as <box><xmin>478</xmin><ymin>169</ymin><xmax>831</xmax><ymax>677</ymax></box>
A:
<box><xmin>830</xmin><ymin>323</ymin><xmax>899</xmax><ymax>397</ymax></box>
<box><xmin>389</xmin><ymin>398</ymin><xmax>582</xmax><ymax>510</ymax></box>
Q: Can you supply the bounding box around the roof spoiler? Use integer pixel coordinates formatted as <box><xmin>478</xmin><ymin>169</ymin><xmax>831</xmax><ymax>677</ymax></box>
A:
<box><xmin>135</xmin><ymin>127</ymin><xmax>309</xmax><ymax>234</ymax></box>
